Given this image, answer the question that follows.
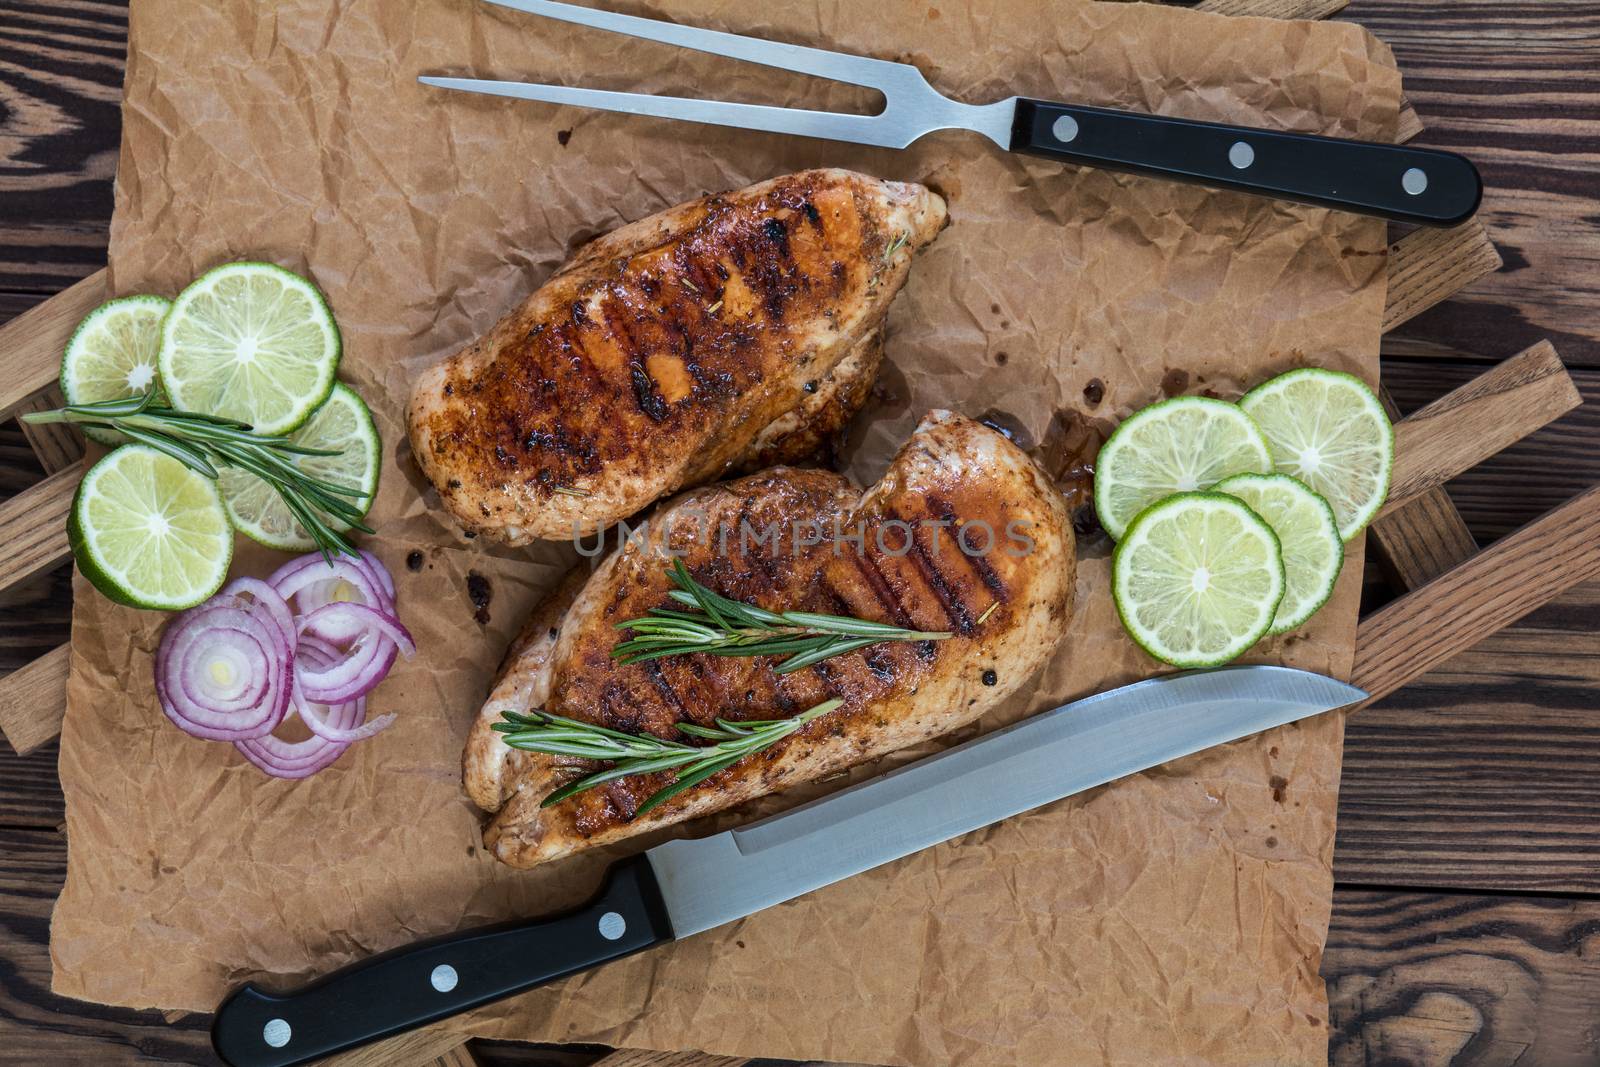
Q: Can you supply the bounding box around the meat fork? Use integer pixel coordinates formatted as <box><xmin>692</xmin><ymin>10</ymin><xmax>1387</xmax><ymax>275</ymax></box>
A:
<box><xmin>421</xmin><ymin>0</ymin><xmax>1481</xmax><ymax>226</ymax></box>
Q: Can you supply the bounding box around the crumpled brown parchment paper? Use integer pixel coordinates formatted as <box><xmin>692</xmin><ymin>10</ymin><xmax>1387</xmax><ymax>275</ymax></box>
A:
<box><xmin>49</xmin><ymin>2</ymin><xmax>1401</xmax><ymax>1064</ymax></box>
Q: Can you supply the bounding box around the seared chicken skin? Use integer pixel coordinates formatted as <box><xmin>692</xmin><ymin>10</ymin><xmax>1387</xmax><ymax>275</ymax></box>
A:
<box><xmin>408</xmin><ymin>169</ymin><xmax>946</xmax><ymax>543</ymax></box>
<box><xmin>464</xmin><ymin>412</ymin><xmax>1076</xmax><ymax>868</ymax></box>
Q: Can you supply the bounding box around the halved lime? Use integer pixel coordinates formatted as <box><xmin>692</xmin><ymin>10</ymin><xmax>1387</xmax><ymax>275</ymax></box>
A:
<box><xmin>1215</xmin><ymin>473</ymin><xmax>1343</xmax><ymax>635</ymax></box>
<box><xmin>1112</xmin><ymin>491</ymin><xmax>1285</xmax><ymax>668</ymax></box>
<box><xmin>1239</xmin><ymin>368</ymin><xmax>1394</xmax><ymax>541</ymax></box>
<box><xmin>219</xmin><ymin>383</ymin><xmax>381</xmax><ymax>550</ymax></box>
<box><xmin>69</xmin><ymin>445</ymin><xmax>233</xmax><ymax>610</ymax></box>
<box><xmin>1093</xmin><ymin>396</ymin><xmax>1273</xmax><ymax>541</ymax></box>
<box><xmin>60</xmin><ymin>294</ymin><xmax>172</xmax><ymax>445</ymax></box>
<box><xmin>158</xmin><ymin>262</ymin><xmax>341</xmax><ymax>436</ymax></box>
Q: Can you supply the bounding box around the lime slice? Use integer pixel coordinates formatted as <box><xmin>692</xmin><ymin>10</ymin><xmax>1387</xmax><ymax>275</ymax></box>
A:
<box><xmin>159</xmin><ymin>262</ymin><xmax>341</xmax><ymax>436</ymax></box>
<box><xmin>1239</xmin><ymin>368</ymin><xmax>1394</xmax><ymax>541</ymax></box>
<box><xmin>1093</xmin><ymin>396</ymin><xmax>1273</xmax><ymax>540</ymax></box>
<box><xmin>1112</xmin><ymin>491</ymin><xmax>1285</xmax><ymax>668</ymax></box>
<box><xmin>60</xmin><ymin>294</ymin><xmax>172</xmax><ymax>446</ymax></box>
<box><xmin>1215</xmin><ymin>473</ymin><xmax>1343</xmax><ymax>634</ymax></box>
<box><xmin>69</xmin><ymin>445</ymin><xmax>233</xmax><ymax>610</ymax></box>
<box><xmin>219</xmin><ymin>383</ymin><xmax>381</xmax><ymax>550</ymax></box>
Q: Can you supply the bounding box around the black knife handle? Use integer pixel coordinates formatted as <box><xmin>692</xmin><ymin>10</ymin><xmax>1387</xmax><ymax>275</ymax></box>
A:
<box><xmin>211</xmin><ymin>855</ymin><xmax>674</xmax><ymax>1067</ymax></box>
<box><xmin>1009</xmin><ymin>98</ymin><xmax>1481</xmax><ymax>227</ymax></box>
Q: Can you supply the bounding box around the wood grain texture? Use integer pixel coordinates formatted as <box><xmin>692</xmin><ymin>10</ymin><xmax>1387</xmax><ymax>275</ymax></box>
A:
<box><xmin>16</xmin><ymin>389</ymin><xmax>85</xmax><ymax>474</ymax></box>
<box><xmin>1337</xmin><ymin>578</ymin><xmax>1600</xmax><ymax>893</ymax></box>
<box><xmin>0</xmin><ymin>461</ymin><xmax>77</xmax><ymax>592</ymax></box>
<box><xmin>1382</xmin><ymin>220</ymin><xmax>1503</xmax><ymax>334</ymax></box>
<box><xmin>0</xmin><ymin>269</ymin><xmax>105</xmax><ymax>421</ymax></box>
<box><xmin>317</xmin><ymin>1029</ymin><xmax>473</xmax><ymax>1067</ymax></box>
<box><xmin>1326</xmin><ymin>889</ymin><xmax>1600</xmax><ymax>1065</ymax></box>
<box><xmin>0</xmin><ymin>644</ymin><xmax>70</xmax><ymax>756</ymax></box>
<box><xmin>1379</xmin><ymin>341</ymin><xmax>1580</xmax><ymax>518</ymax></box>
<box><xmin>1387</xmin><ymin>361</ymin><xmax>1600</xmax><ymax>542</ymax></box>
<box><xmin>0</xmin><ymin>1</ymin><xmax>123</xmax><ymax>296</ymax></box>
<box><xmin>1347</xmin><ymin>0</ymin><xmax>1600</xmax><ymax>369</ymax></box>
<box><xmin>1370</xmin><ymin>486</ymin><xmax>1477</xmax><ymax>590</ymax></box>
<box><xmin>1352</xmin><ymin>484</ymin><xmax>1600</xmax><ymax>706</ymax></box>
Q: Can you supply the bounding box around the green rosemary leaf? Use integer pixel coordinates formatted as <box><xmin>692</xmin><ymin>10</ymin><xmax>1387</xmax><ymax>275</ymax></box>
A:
<box><xmin>613</xmin><ymin>564</ymin><xmax>953</xmax><ymax>672</ymax></box>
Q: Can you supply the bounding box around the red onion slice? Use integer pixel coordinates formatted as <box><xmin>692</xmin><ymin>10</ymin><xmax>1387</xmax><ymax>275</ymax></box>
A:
<box><xmin>297</xmin><ymin>693</ymin><xmax>395</xmax><ymax>743</ymax></box>
<box><xmin>268</xmin><ymin>555</ymin><xmax>386</xmax><ymax>614</ymax></box>
<box><xmin>155</xmin><ymin>603</ymin><xmax>291</xmax><ymax>741</ymax></box>
<box><xmin>234</xmin><ymin>697</ymin><xmax>364</xmax><ymax>779</ymax></box>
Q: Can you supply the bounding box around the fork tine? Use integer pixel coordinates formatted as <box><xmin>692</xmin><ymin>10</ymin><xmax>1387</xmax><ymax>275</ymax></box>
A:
<box><xmin>479</xmin><ymin>0</ymin><xmax>914</xmax><ymax>92</ymax></box>
<box><xmin>420</xmin><ymin>76</ymin><xmax>900</xmax><ymax>147</ymax></box>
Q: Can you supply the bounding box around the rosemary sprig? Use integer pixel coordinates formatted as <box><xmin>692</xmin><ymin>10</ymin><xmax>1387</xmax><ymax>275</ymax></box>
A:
<box><xmin>611</xmin><ymin>560</ymin><xmax>952</xmax><ymax>674</ymax></box>
<box><xmin>881</xmin><ymin>231</ymin><xmax>909</xmax><ymax>262</ymax></box>
<box><xmin>23</xmin><ymin>393</ymin><xmax>371</xmax><ymax>558</ymax></box>
<box><xmin>494</xmin><ymin>698</ymin><xmax>844</xmax><ymax>815</ymax></box>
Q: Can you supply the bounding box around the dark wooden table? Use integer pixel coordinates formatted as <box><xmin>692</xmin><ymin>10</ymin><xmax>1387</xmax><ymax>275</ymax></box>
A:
<box><xmin>3</xmin><ymin>1</ymin><xmax>1598</xmax><ymax>1064</ymax></box>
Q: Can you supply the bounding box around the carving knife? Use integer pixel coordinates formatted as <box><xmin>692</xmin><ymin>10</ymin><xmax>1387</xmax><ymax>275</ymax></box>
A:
<box><xmin>212</xmin><ymin>664</ymin><xmax>1363</xmax><ymax>1065</ymax></box>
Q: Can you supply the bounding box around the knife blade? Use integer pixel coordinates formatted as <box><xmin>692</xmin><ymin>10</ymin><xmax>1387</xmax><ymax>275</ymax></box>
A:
<box><xmin>212</xmin><ymin>664</ymin><xmax>1363</xmax><ymax>1066</ymax></box>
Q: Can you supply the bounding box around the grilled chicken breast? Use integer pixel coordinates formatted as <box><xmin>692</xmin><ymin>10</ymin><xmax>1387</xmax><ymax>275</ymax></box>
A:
<box><xmin>408</xmin><ymin>169</ymin><xmax>946</xmax><ymax>543</ymax></box>
<box><xmin>464</xmin><ymin>412</ymin><xmax>1076</xmax><ymax>868</ymax></box>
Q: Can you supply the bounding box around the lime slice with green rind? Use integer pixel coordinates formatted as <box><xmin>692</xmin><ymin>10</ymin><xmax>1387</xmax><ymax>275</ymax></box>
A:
<box><xmin>1093</xmin><ymin>396</ymin><xmax>1273</xmax><ymax>541</ymax></box>
<box><xmin>60</xmin><ymin>294</ymin><xmax>172</xmax><ymax>446</ymax></box>
<box><xmin>219</xmin><ymin>383</ymin><xmax>381</xmax><ymax>550</ymax></box>
<box><xmin>1239</xmin><ymin>368</ymin><xmax>1394</xmax><ymax>541</ymax></box>
<box><xmin>70</xmin><ymin>444</ymin><xmax>233</xmax><ymax>610</ymax></box>
<box><xmin>1215</xmin><ymin>472</ymin><xmax>1343</xmax><ymax>635</ymax></box>
<box><xmin>158</xmin><ymin>262</ymin><xmax>340</xmax><ymax>436</ymax></box>
<box><xmin>1112</xmin><ymin>491</ymin><xmax>1285</xmax><ymax>668</ymax></box>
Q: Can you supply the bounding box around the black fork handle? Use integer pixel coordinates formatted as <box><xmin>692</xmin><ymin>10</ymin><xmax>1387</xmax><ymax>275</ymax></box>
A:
<box><xmin>1010</xmin><ymin>98</ymin><xmax>1481</xmax><ymax>227</ymax></box>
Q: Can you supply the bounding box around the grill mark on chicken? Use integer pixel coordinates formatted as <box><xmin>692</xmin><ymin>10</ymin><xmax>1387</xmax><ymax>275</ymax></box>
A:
<box><xmin>408</xmin><ymin>170</ymin><xmax>943</xmax><ymax>543</ymax></box>
<box><xmin>844</xmin><ymin>551</ymin><xmax>919</xmax><ymax>631</ymax></box>
<box><xmin>907</xmin><ymin>534</ymin><xmax>976</xmax><ymax>636</ymax></box>
<box><xmin>642</xmin><ymin>659</ymin><xmax>690</xmax><ymax>719</ymax></box>
<box><xmin>464</xmin><ymin>412</ymin><xmax>1065</xmax><ymax>868</ymax></box>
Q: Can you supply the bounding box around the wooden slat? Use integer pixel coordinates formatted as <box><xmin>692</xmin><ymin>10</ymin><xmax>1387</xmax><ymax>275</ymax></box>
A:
<box><xmin>17</xmin><ymin>388</ymin><xmax>86</xmax><ymax>474</ymax></box>
<box><xmin>429</xmin><ymin>1044</ymin><xmax>483</xmax><ymax>1067</ymax></box>
<box><xmin>1193</xmin><ymin>0</ymin><xmax>1348</xmax><ymax>18</ymax></box>
<box><xmin>1325</xmin><ymin>890</ymin><xmax>1600</xmax><ymax>1065</ymax></box>
<box><xmin>591</xmin><ymin>1053</ymin><xmax>751</xmax><ymax>1067</ymax></box>
<box><xmin>1371</xmin><ymin>384</ymin><xmax>1476</xmax><ymax>589</ymax></box>
<box><xmin>0</xmin><ymin>270</ymin><xmax>106</xmax><ymax>422</ymax></box>
<box><xmin>0</xmin><ymin>463</ymin><xmax>77</xmax><ymax>593</ymax></box>
<box><xmin>1370</xmin><ymin>488</ymin><xmax>1478</xmax><ymax>590</ymax></box>
<box><xmin>1379</xmin><ymin>341</ymin><xmax>1580</xmax><ymax>517</ymax></box>
<box><xmin>1351</xmin><ymin>484</ymin><xmax>1600</xmax><ymax>705</ymax></box>
<box><xmin>317</xmin><ymin>1029</ymin><xmax>473</xmax><ymax>1067</ymax></box>
<box><xmin>0</xmin><ymin>646</ymin><xmax>71</xmax><ymax>756</ymax></box>
<box><xmin>1346</xmin><ymin>0</ymin><xmax>1600</xmax><ymax>370</ymax></box>
<box><xmin>1382</xmin><ymin>220</ymin><xmax>1502</xmax><ymax>334</ymax></box>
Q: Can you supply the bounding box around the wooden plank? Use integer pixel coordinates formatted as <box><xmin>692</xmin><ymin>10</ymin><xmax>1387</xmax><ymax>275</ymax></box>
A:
<box><xmin>1337</xmin><ymin>579</ymin><xmax>1600</xmax><ymax>892</ymax></box>
<box><xmin>1385</xmin><ymin>362</ymin><xmax>1600</xmax><ymax>543</ymax></box>
<box><xmin>0</xmin><ymin>646</ymin><xmax>71</xmax><ymax>757</ymax></box>
<box><xmin>1370</xmin><ymin>488</ymin><xmax>1477</xmax><ymax>590</ymax></box>
<box><xmin>0</xmin><ymin>1</ymin><xmax>123</xmax><ymax>297</ymax></box>
<box><xmin>0</xmin><ymin>270</ymin><xmax>105</xmax><ymax>422</ymax></box>
<box><xmin>1324</xmin><ymin>889</ymin><xmax>1600</xmax><ymax>1065</ymax></box>
<box><xmin>317</xmin><ymin>1029</ymin><xmax>474</xmax><ymax>1067</ymax></box>
<box><xmin>1382</xmin><ymin>220</ymin><xmax>1503</xmax><ymax>334</ymax></box>
<box><xmin>1346</xmin><ymin>0</ymin><xmax>1600</xmax><ymax>370</ymax></box>
<box><xmin>1193</xmin><ymin>0</ymin><xmax>1348</xmax><ymax>18</ymax></box>
<box><xmin>1351</xmin><ymin>484</ymin><xmax>1600</xmax><ymax>706</ymax></box>
<box><xmin>1369</xmin><ymin>385</ymin><xmax>1476</xmax><ymax>590</ymax></box>
<box><xmin>0</xmin><ymin>463</ymin><xmax>77</xmax><ymax>593</ymax></box>
<box><xmin>16</xmin><ymin>389</ymin><xmax>86</xmax><ymax>474</ymax></box>
<box><xmin>1379</xmin><ymin>341</ymin><xmax>1580</xmax><ymax>518</ymax></box>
